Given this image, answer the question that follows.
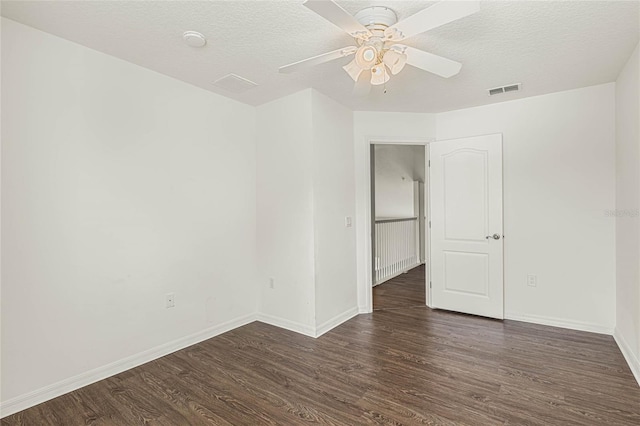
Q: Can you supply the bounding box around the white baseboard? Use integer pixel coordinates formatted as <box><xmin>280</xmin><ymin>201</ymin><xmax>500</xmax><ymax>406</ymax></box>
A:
<box><xmin>358</xmin><ymin>306</ymin><xmax>372</xmax><ymax>314</ymax></box>
<box><xmin>255</xmin><ymin>313</ymin><xmax>316</xmax><ymax>337</ymax></box>
<box><xmin>504</xmin><ymin>312</ymin><xmax>613</xmax><ymax>335</ymax></box>
<box><xmin>613</xmin><ymin>328</ymin><xmax>640</xmax><ymax>387</ymax></box>
<box><xmin>0</xmin><ymin>313</ymin><xmax>257</xmax><ymax>419</ymax></box>
<box><xmin>315</xmin><ymin>307</ymin><xmax>359</xmax><ymax>337</ymax></box>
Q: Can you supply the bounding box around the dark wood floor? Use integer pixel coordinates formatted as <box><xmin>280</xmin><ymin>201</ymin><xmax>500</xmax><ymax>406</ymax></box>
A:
<box><xmin>4</xmin><ymin>308</ymin><xmax>640</xmax><ymax>425</ymax></box>
<box><xmin>373</xmin><ymin>264</ymin><xmax>426</xmax><ymax>310</ymax></box>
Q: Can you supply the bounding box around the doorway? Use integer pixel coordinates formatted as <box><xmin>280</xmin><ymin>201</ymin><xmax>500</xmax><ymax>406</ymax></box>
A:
<box><xmin>371</xmin><ymin>144</ymin><xmax>427</xmax><ymax>311</ymax></box>
<box><xmin>366</xmin><ymin>134</ymin><xmax>504</xmax><ymax>319</ymax></box>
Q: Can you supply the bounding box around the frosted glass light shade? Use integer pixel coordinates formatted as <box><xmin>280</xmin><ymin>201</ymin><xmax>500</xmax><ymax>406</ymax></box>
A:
<box><xmin>382</xmin><ymin>49</ymin><xmax>407</xmax><ymax>75</ymax></box>
<box><xmin>370</xmin><ymin>64</ymin><xmax>390</xmax><ymax>85</ymax></box>
<box><xmin>355</xmin><ymin>45</ymin><xmax>377</xmax><ymax>70</ymax></box>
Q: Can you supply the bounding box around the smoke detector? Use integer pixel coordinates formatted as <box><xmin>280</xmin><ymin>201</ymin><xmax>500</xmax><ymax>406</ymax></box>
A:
<box><xmin>183</xmin><ymin>31</ymin><xmax>206</xmax><ymax>48</ymax></box>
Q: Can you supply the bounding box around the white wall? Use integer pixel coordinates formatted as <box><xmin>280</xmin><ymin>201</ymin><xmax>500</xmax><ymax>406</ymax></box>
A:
<box><xmin>614</xmin><ymin>41</ymin><xmax>640</xmax><ymax>384</ymax></box>
<box><xmin>256</xmin><ymin>89</ymin><xmax>358</xmax><ymax>335</ymax></box>
<box><xmin>374</xmin><ymin>144</ymin><xmax>425</xmax><ymax>218</ymax></box>
<box><xmin>256</xmin><ymin>90</ymin><xmax>316</xmax><ymax>334</ymax></box>
<box><xmin>354</xmin><ymin>112</ymin><xmax>436</xmax><ymax>311</ymax></box>
<box><xmin>436</xmin><ymin>83</ymin><xmax>616</xmax><ymax>333</ymax></box>
<box><xmin>1</xmin><ymin>18</ymin><xmax>257</xmax><ymax>410</ymax></box>
<box><xmin>311</xmin><ymin>91</ymin><xmax>357</xmax><ymax>330</ymax></box>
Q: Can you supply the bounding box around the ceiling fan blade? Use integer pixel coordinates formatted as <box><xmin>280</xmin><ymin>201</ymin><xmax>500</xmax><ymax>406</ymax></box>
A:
<box><xmin>397</xmin><ymin>45</ymin><xmax>462</xmax><ymax>78</ymax></box>
<box><xmin>279</xmin><ymin>46</ymin><xmax>357</xmax><ymax>73</ymax></box>
<box><xmin>353</xmin><ymin>70</ymin><xmax>371</xmax><ymax>97</ymax></box>
<box><xmin>304</xmin><ymin>0</ymin><xmax>371</xmax><ymax>38</ymax></box>
<box><xmin>386</xmin><ymin>1</ymin><xmax>480</xmax><ymax>40</ymax></box>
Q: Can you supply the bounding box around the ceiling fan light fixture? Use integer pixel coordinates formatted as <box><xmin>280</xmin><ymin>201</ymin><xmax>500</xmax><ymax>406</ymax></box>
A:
<box><xmin>355</xmin><ymin>45</ymin><xmax>378</xmax><ymax>70</ymax></box>
<box><xmin>343</xmin><ymin>59</ymin><xmax>363</xmax><ymax>81</ymax></box>
<box><xmin>370</xmin><ymin>64</ymin><xmax>390</xmax><ymax>85</ymax></box>
<box><xmin>383</xmin><ymin>49</ymin><xmax>407</xmax><ymax>75</ymax></box>
<box><xmin>282</xmin><ymin>0</ymin><xmax>480</xmax><ymax>92</ymax></box>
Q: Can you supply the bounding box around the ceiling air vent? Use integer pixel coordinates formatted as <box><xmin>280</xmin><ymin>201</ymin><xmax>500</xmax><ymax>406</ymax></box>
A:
<box><xmin>487</xmin><ymin>83</ymin><xmax>521</xmax><ymax>96</ymax></box>
<box><xmin>212</xmin><ymin>74</ymin><xmax>258</xmax><ymax>94</ymax></box>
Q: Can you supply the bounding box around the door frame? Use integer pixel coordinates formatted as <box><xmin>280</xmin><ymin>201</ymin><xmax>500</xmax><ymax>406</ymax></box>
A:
<box><xmin>364</xmin><ymin>137</ymin><xmax>433</xmax><ymax>313</ymax></box>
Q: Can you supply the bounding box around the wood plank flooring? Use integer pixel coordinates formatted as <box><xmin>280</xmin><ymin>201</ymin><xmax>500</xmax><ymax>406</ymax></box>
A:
<box><xmin>373</xmin><ymin>264</ymin><xmax>426</xmax><ymax>310</ymax></box>
<box><xmin>3</xmin><ymin>308</ymin><xmax>640</xmax><ymax>425</ymax></box>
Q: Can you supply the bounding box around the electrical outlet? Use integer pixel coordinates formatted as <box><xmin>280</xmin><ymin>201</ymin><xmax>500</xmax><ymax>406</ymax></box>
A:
<box><xmin>345</xmin><ymin>216</ymin><xmax>353</xmax><ymax>228</ymax></box>
<box><xmin>527</xmin><ymin>274</ymin><xmax>537</xmax><ymax>287</ymax></box>
<box><xmin>166</xmin><ymin>293</ymin><xmax>175</xmax><ymax>308</ymax></box>
<box><xmin>269</xmin><ymin>277</ymin><xmax>275</xmax><ymax>289</ymax></box>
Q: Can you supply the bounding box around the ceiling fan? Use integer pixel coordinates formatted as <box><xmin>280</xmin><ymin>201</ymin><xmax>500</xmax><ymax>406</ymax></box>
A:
<box><xmin>279</xmin><ymin>0</ymin><xmax>480</xmax><ymax>94</ymax></box>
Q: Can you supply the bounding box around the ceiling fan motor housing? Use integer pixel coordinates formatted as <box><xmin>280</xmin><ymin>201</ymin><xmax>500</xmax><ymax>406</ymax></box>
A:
<box><xmin>354</xmin><ymin>6</ymin><xmax>398</xmax><ymax>31</ymax></box>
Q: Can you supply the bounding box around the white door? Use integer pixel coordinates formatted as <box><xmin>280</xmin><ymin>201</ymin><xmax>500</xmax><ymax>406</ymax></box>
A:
<box><xmin>429</xmin><ymin>134</ymin><xmax>503</xmax><ymax>319</ymax></box>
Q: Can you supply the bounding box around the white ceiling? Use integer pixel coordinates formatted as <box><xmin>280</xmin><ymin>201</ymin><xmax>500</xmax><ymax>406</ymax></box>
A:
<box><xmin>2</xmin><ymin>1</ymin><xmax>638</xmax><ymax>113</ymax></box>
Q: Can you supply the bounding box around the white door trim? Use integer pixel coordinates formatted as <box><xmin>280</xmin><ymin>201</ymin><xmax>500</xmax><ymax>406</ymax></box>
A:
<box><xmin>362</xmin><ymin>137</ymin><xmax>433</xmax><ymax>313</ymax></box>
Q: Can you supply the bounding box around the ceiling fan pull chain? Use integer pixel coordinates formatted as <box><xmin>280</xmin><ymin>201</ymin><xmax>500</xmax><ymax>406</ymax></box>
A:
<box><xmin>383</xmin><ymin>66</ymin><xmax>388</xmax><ymax>93</ymax></box>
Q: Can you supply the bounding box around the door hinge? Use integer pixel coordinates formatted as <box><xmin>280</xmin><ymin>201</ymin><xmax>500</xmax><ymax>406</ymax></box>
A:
<box><xmin>429</xmin><ymin>221</ymin><xmax>431</xmax><ymax>228</ymax></box>
<box><xmin>430</xmin><ymin>281</ymin><xmax>432</xmax><ymax>288</ymax></box>
<box><xmin>428</xmin><ymin>160</ymin><xmax>430</xmax><ymax>167</ymax></box>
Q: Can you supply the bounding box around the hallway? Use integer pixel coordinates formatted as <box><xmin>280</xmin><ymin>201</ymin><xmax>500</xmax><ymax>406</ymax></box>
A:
<box><xmin>373</xmin><ymin>264</ymin><xmax>426</xmax><ymax>310</ymax></box>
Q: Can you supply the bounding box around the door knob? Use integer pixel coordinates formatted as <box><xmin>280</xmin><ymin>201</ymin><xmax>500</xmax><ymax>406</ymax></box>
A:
<box><xmin>485</xmin><ymin>234</ymin><xmax>501</xmax><ymax>240</ymax></box>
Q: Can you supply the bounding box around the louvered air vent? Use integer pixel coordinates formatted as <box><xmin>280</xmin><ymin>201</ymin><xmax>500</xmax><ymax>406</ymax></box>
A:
<box><xmin>487</xmin><ymin>83</ymin><xmax>521</xmax><ymax>96</ymax></box>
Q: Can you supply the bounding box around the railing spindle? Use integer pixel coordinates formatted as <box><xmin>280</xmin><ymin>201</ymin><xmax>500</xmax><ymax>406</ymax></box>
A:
<box><xmin>373</xmin><ymin>217</ymin><xmax>420</xmax><ymax>286</ymax></box>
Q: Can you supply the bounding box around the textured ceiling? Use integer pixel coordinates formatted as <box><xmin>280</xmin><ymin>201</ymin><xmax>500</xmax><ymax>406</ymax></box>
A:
<box><xmin>2</xmin><ymin>1</ymin><xmax>638</xmax><ymax>112</ymax></box>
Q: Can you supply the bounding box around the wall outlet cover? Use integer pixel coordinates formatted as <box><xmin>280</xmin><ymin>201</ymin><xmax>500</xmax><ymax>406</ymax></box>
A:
<box><xmin>166</xmin><ymin>293</ymin><xmax>175</xmax><ymax>308</ymax></box>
